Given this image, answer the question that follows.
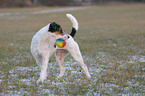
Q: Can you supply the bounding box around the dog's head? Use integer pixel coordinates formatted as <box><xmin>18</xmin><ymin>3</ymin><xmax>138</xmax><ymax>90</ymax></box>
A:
<box><xmin>48</xmin><ymin>22</ymin><xmax>63</xmax><ymax>34</ymax></box>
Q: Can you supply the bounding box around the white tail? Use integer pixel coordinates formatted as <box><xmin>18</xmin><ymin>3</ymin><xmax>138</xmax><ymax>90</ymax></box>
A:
<box><xmin>66</xmin><ymin>14</ymin><xmax>78</xmax><ymax>37</ymax></box>
<box><xmin>66</xmin><ymin>14</ymin><xmax>79</xmax><ymax>31</ymax></box>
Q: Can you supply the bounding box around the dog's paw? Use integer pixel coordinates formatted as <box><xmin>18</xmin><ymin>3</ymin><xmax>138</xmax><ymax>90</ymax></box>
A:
<box><xmin>37</xmin><ymin>78</ymin><xmax>45</xmax><ymax>84</ymax></box>
<box><xmin>87</xmin><ymin>75</ymin><xmax>91</xmax><ymax>80</ymax></box>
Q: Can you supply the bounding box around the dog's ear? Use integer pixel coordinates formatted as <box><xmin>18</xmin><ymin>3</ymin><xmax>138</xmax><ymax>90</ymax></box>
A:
<box><xmin>48</xmin><ymin>22</ymin><xmax>55</xmax><ymax>32</ymax></box>
<box><xmin>48</xmin><ymin>22</ymin><xmax>60</xmax><ymax>32</ymax></box>
<box><xmin>59</xmin><ymin>26</ymin><xmax>63</xmax><ymax>33</ymax></box>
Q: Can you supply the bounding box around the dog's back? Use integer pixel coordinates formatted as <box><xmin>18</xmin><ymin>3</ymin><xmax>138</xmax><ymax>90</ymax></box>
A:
<box><xmin>31</xmin><ymin>25</ymin><xmax>56</xmax><ymax>59</ymax></box>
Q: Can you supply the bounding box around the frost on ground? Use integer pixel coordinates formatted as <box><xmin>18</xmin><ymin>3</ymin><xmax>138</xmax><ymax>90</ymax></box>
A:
<box><xmin>0</xmin><ymin>52</ymin><xmax>144</xmax><ymax>95</ymax></box>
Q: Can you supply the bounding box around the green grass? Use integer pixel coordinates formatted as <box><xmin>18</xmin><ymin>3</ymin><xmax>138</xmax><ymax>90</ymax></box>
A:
<box><xmin>0</xmin><ymin>4</ymin><xmax>145</xmax><ymax>95</ymax></box>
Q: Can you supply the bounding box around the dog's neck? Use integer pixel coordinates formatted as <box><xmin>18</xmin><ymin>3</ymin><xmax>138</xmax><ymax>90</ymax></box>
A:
<box><xmin>54</xmin><ymin>31</ymin><xmax>64</xmax><ymax>36</ymax></box>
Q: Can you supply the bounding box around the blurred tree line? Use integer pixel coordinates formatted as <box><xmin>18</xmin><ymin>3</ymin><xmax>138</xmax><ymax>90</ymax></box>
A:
<box><xmin>0</xmin><ymin>0</ymin><xmax>145</xmax><ymax>7</ymax></box>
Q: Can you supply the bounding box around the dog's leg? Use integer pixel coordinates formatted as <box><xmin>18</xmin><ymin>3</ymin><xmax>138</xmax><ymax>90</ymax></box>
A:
<box><xmin>37</xmin><ymin>53</ymin><xmax>50</xmax><ymax>83</ymax></box>
<box><xmin>68</xmin><ymin>42</ymin><xmax>91</xmax><ymax>80</ymax></box>
<box><xmin>55</xmin><ymin>49</ymin><xmax>68</xmax><ymax>79</ymax></box>
<box><xmin>35</xmin><ymin>54</ymin><xmax>43</xmax><ymax>68</ymax></box>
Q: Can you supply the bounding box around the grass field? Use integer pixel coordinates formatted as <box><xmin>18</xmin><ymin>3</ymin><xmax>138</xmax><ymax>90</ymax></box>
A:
<box><xmin>0</xmin><ymin>4</ymin><xmax>145</xmax><ymax>95</ymax></box>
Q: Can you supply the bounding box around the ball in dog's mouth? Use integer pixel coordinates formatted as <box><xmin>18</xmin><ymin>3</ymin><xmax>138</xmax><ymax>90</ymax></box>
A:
<box><xmin>56</xmin><ymin>38</ymin><xmax>66</xmax><ymax>48</ymax></box>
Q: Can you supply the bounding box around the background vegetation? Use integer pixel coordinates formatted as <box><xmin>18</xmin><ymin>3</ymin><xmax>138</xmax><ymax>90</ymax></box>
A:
<box><xmin>0</xmin><ymin>0</ymin><xmax>145</xmax><ymax>7</ymax></box>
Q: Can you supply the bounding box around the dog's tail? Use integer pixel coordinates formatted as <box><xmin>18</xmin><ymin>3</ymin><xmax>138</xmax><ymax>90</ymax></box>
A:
<box><xmin>66</xmin><ymin>14</ymin><xmax>79</xmax><ymax>37</ymax></box>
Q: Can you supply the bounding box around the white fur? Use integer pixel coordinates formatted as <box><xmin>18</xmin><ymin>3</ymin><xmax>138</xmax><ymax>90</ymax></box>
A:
<box><xmin>66</xmin><ymin>14</ymin><xmax>79</xmax><ymax>30</ymax></box>
<box><xmin>31</xmin><ymin>14</ymin><xmax>91</xmax><ymax>83</ymax></box>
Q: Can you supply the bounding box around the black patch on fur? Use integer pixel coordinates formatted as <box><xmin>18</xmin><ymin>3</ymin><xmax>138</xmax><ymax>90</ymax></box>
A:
<box><xmin>68</xmin><ymin>35</ymin><xmax>70</xmax><ymax>38</ymax></box>
<box><xmin>48</xmin><ymin>22</ymin><xmax>61</xmax><ymax>33</ymax></box>
<box><xmin>54</xmin><ymin>44</ymin><xmax>56</xmax><ymax>48</ymax></box>
<box><xmin>60</xmin><ymin>29</ymin><xmax>63</xmax><ymax>33</ymax></box>
<box><xmin>70</xmin><ymin>27</ymin><xmax>76</xmax><ymax>37</ymax></box>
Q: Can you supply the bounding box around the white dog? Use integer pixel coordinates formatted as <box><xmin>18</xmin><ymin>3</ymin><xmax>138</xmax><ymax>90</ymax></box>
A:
<box><xmin>31</xmin><ymin>14</ymin><xmax>91</xmax><ymax>83</ymax></box>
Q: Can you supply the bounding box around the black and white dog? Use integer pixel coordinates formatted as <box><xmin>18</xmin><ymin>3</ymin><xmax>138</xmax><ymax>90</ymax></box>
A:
<box><xmin>31</xmin><ymin>14</ymin><xmax>91</xmax><ymax>83</ymax></box>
